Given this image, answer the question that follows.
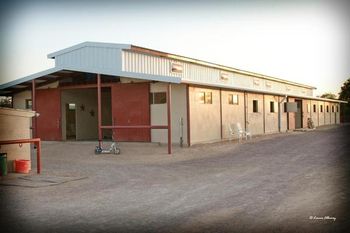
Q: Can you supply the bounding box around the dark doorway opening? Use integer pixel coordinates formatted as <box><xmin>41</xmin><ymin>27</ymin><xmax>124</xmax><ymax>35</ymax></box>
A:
<box><xmin>66</xmin><ymin>103</ymin><xmax>76</xmax><ymax>140</ymax></box>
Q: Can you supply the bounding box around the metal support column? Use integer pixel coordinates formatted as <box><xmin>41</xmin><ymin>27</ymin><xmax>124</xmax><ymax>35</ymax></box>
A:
<box><xmin>97</xmin><ymin>74</ymin><xmax>102</xmax><ymax>147</ymax></box>
<box><xmin>219</xmin><ymin>88</ymin><xmax>223</xmax><ymax>139</ymax></box>
<box><xmin>167</xmin><ymin>83</ymin><xmax>172</xmax><ymax>154</ymax></box>
<box><xmin>186</xmin><ymin>84</ymin><xmax>191</xmax><ymax>147</ymax></box>
<box><xmin>31</xmin><ymin>80</ymin><xmax>36</xmax><ymax>138</ymax></box>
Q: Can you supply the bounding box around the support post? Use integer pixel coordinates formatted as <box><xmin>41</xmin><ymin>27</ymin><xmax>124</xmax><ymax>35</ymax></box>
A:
<box><xmin>167</xmin><ymin>83</ymin><xmax>172</xmax><ymax>154</ymax></box>
<box><xmin>219</xmin><ymin>88</ymin><xmax>223</xmax><ymax>140</ymax></box>
<box><xmin>263</xmin><ymin>94</ymin><xmax>265</xmax><ymax>133</ymax></box>
<box><xmin>31</xmin><ymin>80</ymin><xmax>36</xmax><ymax>138</ymax></box>
<box><xmin>244</xmin><ymin>92</ymin><xmax>247</xmax><ymax>131</ymax></box>
<box><xmin>186</xmin><ymin>84</ymin><xmax>191</xmax><ymax>147</ymax></box>
<box><xmin>36</xmin><ymin>140</ymin><xmax>41</xmax><ymax>174</ymax></box>
<box><xmin>97</xmin><ymin>74</ymin><xmax>102</xmax><ymax>147</ymax></box>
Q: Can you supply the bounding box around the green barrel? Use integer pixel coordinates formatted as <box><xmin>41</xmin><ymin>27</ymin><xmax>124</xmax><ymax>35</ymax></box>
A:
<box><xmin>0</xmin><ymin>153</ymin><xmax>7</xmax><ymax>176</ymax></box>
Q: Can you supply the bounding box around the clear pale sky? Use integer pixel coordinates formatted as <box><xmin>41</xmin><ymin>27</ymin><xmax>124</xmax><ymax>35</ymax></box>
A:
<box><xmin>0</xmin><ymin>0</ymin><xmax>349</xmax><ymax>96</ymax></box>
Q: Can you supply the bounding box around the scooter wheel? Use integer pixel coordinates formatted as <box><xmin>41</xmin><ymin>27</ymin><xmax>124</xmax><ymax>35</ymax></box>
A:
<box><xmin>113</xmin><ymin>148</ymin><xmax>121</xmax><ymax>155</ymax></box>
<box><xmin>95</xmin><ymin>146</ymin><xmax>102</xmax><ymax>154</ymax></box>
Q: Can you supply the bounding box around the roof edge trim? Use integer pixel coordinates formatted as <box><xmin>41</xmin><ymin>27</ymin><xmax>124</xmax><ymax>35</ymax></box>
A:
<box><xmin>47</xmin><ymin>41</ymin><xmax>131</xmax><ymax>59</ymax></box>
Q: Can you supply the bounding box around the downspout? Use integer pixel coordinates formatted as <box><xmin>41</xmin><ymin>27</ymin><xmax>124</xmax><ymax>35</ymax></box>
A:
<box><xmin>278</xmin><ymin>95</ymin><xmax>287</xmax><ymax>132</ymax></box>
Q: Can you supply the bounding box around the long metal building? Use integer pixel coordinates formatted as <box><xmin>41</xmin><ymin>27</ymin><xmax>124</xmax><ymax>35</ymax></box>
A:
<box><xmin>0</xmin><ymin>42</ymin><xmax>345</xmax><ymax>153</ymax></box>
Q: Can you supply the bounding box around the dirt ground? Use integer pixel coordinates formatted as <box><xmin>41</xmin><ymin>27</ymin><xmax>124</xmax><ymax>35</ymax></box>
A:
<box><xmin>1</xmin><ymin>125</ymin><xmax>349</xmax><ymax>233</ymax></box>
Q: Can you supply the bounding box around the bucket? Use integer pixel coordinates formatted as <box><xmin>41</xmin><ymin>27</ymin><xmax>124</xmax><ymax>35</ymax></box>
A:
<box><xmin>14</xmin><ymin>160</ymin><xmax>31</xmax><ymax>174</ymax></box>
<box><xmin>0</xmin><ymin>153</ymin><xmax>7</xmax><ymax>176</ymax></box>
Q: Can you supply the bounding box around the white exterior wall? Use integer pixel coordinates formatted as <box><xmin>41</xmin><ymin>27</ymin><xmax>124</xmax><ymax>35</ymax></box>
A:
<box><xmin>247</xmin><ymin>93</ymin><xmax>264</xmax><ymax>135</ymax></box>
<box><xmin>318</xmin><ymin>101</ymin><xmax>325</xmax><ymax>126</ymax></box>
<box><xmin>221</xmin><ymin>90</ymin><xmax>245</xmax><ymax>139</ymax></box>
<box><xmin>324</xmin><ymin>102</ymin><xmax>331</xmax><ymax>125</ymax></box>
<box><xmin>13</xmin><ymin>90</ymin><xmax>31</xmax><ymax>109</ymax></box>
<box><xmin>279</xmin><ymin>96</ymin><xmax>288</xmax><ymax>132</ymax></box>
<box><xmin>189</xmin><ymin>86</ymin><xmax>221</xmax><ymax>144</ymax></box>
<box><xmin>150</xmin><ymin>83</ymin><xmax>187</xmax><ymax>145</ymax></box>
<box><xmin>264</xmin><ymin>95</ymin><xmax>279</xmax><ymax>134</ymax></box>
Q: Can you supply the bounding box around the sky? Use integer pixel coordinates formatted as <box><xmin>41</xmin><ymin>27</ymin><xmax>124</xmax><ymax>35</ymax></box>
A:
<box><xmin>0</xmin><ymin>0</ymin><xmax>349</xmax><ymax>96</ymax></box>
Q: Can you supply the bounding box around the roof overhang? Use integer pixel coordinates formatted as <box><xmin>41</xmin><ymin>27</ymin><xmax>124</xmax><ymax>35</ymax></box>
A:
<box><xmin>0</xmin><ymin>67</ymin><xmax>62</xmax><ymax>90</ymax></box>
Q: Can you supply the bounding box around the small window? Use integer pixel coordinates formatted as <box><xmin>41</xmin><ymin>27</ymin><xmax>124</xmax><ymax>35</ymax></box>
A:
<box><xmin>270</xmin><ymin>101</ymin><xmax>275</xmax><ymax>113</ymax></box>
<box><xmin>150</xmin><ymin>92</ymin><xmax>166</xmax><ymax>104</ymax></box>
<box><xmin>228</xmin><ymin>94</ymin><xmax>239</xmax><ymax>105</ymax></box>
<box><xmin>336</xmin><ymin>106</ymin><xmax>339</xmax><ymax>112</ymax></box>
<box><xmin>68</xmin><ymin>103</ymin><xmax>76</xmax><ymax>110</ymax></box>
<box><xmin>25</xmin><ymin>99</ymin><xmax>32</xmax><ymax>109</ymax></box>
<box><xmin>313</xmin><ymin>104</ymin><xmax>316</xmax><ymax>113</ymax></box>
<box><xmin>204</xmin><ymin>92</ymin><xmax>212</xmax><ymax>104</ymax></box>
<box><xmin>332</xmin><ymin>106</ymin><xmax>334</xmax><ymax>112</ymax></box>
<box><xmin>320</xmin><ymin>105</ymin><xmax>323</xmax><ymax>113</ymax></box>
<box><xmin>326</xmin><ymin>105</ymin><xmax>329</xmax><ymax>112</ymax></box>
<box><xmin>253</xmin><ymin>100</ymin><xmax>259</xmax><ymax>113</ymax></box>
<box><xmin>198</xmin><ymin>92</ymin><xmax>212</xmax><ymax>104</ymax></box>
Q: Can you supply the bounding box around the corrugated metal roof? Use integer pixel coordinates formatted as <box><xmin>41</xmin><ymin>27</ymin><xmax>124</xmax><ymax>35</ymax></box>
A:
<box><xmin>0</xmin><ymin>67</ymin><xmax>62</xmax><ymax>90</ymax></box>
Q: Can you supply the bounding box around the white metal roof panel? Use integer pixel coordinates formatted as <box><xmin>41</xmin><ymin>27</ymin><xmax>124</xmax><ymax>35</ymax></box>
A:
<box><xmin>0</xmin><ymin>67</ymin><xmax>62</xmax><ymax>90</ymax></box>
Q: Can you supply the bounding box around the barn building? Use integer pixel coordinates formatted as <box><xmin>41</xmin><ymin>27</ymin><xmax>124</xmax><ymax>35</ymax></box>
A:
<box><xmin>0</xmin><ymin>42</ymin><xmax>345</xmax><ymax>153</ymax></box>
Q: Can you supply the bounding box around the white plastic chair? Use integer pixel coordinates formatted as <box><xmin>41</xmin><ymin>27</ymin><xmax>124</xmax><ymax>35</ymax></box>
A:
<box><xmin>230</xmin><ymin>123</ymin><xmax>252</xmax><ymax>142</ymax></box>
<box><xmin>237</xmin><ymin>123</ymin><xmax>252</xmax><ymax>141</ymax></box>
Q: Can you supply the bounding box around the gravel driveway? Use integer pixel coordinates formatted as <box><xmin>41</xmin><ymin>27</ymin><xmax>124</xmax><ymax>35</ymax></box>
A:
<box><xmin>1</xmin><ymin>125</ymin><xmax>349</xmax><ymax>233</ymax></box>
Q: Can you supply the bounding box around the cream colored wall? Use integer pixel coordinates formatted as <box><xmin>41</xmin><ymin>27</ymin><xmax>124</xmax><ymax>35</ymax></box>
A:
<box><xmin>189</xmin><ymin>86</ymin><xmax>221</xmax><ymax>144</ymax></box>
<box><xmin>302</xmin><ymin>99</ymin><xmax>310</xmax><ymax>128</ymax></box>
<box><xmin>324</xmin><ymin>102</ymin><xmax>331</xmax><ymax>125</ymax></box>
<box><xmin>13</xmin><ymin>91</ymin><xmax>31</xmax><ymax>109</ymax></box>
<box><xmin>221</xmin><ymin>90</ymin><xmax>245</xmax><ymax>139</ymax></box>
<box><xmin>61</xmin><ymin>89</ymin><xmax>99</xmax><ymax>140</ymax></box>
<box><xmin>0</xmin><ymin>108</ymin><xmax>35</xmax><ymax>172</ymax></box>
<box><xmin>247</xmin><ymin>93</ymin><xmax>264</xmax><ymax>135</ymax></box>
<box><xmin>310</xmin><ymin>100</ymin><xmax>319</xmax><ymax>127</ymax></box>
<box><xmin>336</xmin><ymin>103</ymin><xmax>340</xmax><ymax>124</ymax></box>
<box><xmin>279</xmin><ymin>96</ymin><xmax>288</xmax><ymax>132</ymax></box>
<box><xmin>318</xmin><ymin>101</ymin><xmax>325</xmax><ymax>126</ymax></box>
<box><xmin>150</xmin><ymin>83</ymin><xmax>188</xmax><ymax>144</ymax></box>
<box><xmin>330</xmin><ymin>103</ymin><xmax>336</xmax><ymax>124</ymax></box>
<box><xmin>264</xmin><ymin>95</ymin><xmax>279</xmax><ymax>134</ymax></box>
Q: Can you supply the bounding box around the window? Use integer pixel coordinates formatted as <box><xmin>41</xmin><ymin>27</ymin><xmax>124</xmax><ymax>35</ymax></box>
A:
<box><xmin>171</xmin><ymin>63</ymin><xmax>183</xmax><ymax>73</ymax></box>
<box><xmin>336</xmin><ymin>106</ymin><xmax>339</xmax><ymax>112</ymax></box>
<box><xmin>228</xmin><ymin>94</ymin><xmax>239</xmax><ymax>105</ymax></box>
<box><xmin>270</xmin><ymin>101</ymin><xmax>275</xmax><ymax>113</ymax></box>
<box><xmin>313</xmin><ymin>104</ymin><xmax>316</xmax><ymax>113</ymax></box>
<box><xmin>320</xmin><ymin>105</ymin><xmax>323</xmax><ymax>113</ymax></box>
<box><xmin>326</xmin><ymin>105</ymin><xmax>329</xmax><ymax>112</ymax></box>
<box><xmin>204</xmin><ymin>92</ymin><xmax>212</xmax><ymax>104</ymax></box>
<box><xmin>25</xmin><ymin>99</ymin><xmax>32</xmax><ymax>109</ymax></box>
<box><xmin>253</xmin><ymin>100</ymin><xmax>259</xmax><ymax>113</ymax></box>
<box><xmin>332</xmin><ymin>106</ymin><xmax>334</xmax><ymax>112</ymax></box>
<box><xmin>150</xmin><ymin>92</ymin><xmax>166</xmax><ymax>104</ymax></box>
<box><xmin>68</xmin><ymin>103</ymin><xmax>76</xmax><ymax>110</ymax></box>
<box><xmin>198</xmin><ymin>92</ymin><xmax>212</xmax><ymax>104</ymax></box>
